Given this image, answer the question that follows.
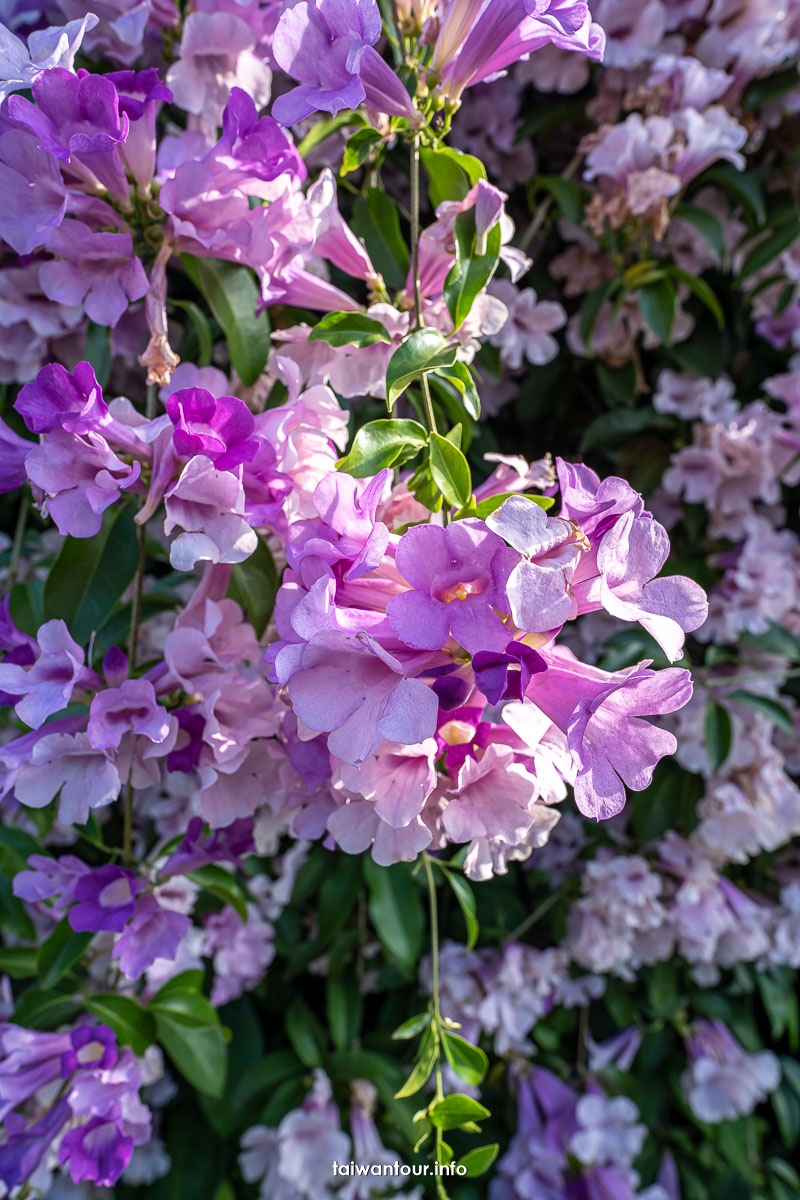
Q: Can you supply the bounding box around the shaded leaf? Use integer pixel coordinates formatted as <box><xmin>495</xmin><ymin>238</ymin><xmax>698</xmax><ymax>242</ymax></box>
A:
<box><xmin>310</xmin><ymin>311</ymin><xmax>392</xmax><ymax>348</ymax></box>
<box><xmin>182</xmin><ymin>255</ymin><xmax>269</xmax><ymax>386</ymax></box>
<box><xmin>385</xmin><ymin>330</ymin><xmax>458</xmax><ymax>409</ymax></box>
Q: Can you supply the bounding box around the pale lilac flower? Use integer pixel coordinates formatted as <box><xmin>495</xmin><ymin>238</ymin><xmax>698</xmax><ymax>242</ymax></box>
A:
<box><xmin>39</xmin><ymin>221</ymin><xmax>149</xmax><ymax>328</ymax></box>
<box><xmin>166</xmin><ymin>10</ymin><xmax>271</xmax><ymax>127</ymax></box>
<box><xmin>0</xmin><ymin>14</ymin><xmax>99</xmax><ymax>100</ymax></box>
<box><xmin>387</xmin><ymin>519</ymin><xmax>520</xmax><ymax>654</ymax></box>
<box><xmin>0</xmin><ymin>619</ymin><xmax>88</xmax><ymax>729</ymax></box>
<box><xmin>489</xmin><ymin>280</ymin><xmax>567</xmax><ymax>369</ymax></box>
<box><xmin>333</xmin><ymin>738</ymin><xmax>437</xmax><ymax>829</ymax></box>
<box><xmin>440</xmin><ymin>743</ymin><xmax>549</xmax><ymax>846</ymax></box>
<box><xmin>12</xmin><ymin>852</ymin><xmax>89</xmax><ymax>910</ymax></box>
<box><xmin>87</xmin><ymin>679</ymin><xmax>174</xmax><ymax>751</ymax></box>
<box><xmin>11</xmin><ymin>729</ymin><xmax>121</xmax><ymax>824</ymax></box>
<box><xmin>570</xmin><ymin>1092</ymin><xmax>646</xmax><ymax>1166</ymax></box>
<box><xmin>114</xmin><ymin>894</ymin><xmax>191</xmax><ymax>979</ymax></box>
<box><xmin>25</xmin><ymin>428</ymin><xmax>141</xmax><ymax>538</ymax></box>
<box><xmin>0</xmin><ymin>117</ymin><xmax>67</xmax><ymax>255</ymax></box>
<box><xmin>288</xmin><ymin>630</ymin><xmax>438</xmax><ymax>764</ymax></box>
<box><xmin>164</xmin><ymin>456</ymin><xmax>258</xmax><ymax>571</ymax></box>
<box><xmin>203</xmin><ymin>902</ymin><xmax>275</xmax><ymax>1006</ymax></box>
<box><xmin>683</xmin><ymin>1020</ymin><xmax>781</xmax><ymax>1123</ymax></box>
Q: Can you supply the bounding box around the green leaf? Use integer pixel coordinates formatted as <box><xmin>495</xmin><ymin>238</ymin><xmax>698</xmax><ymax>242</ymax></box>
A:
<box><xmin>337</xmin><ymin>418</ymin><xmax>428</xmax><ymax>477</ymax></box>
<box><xmin>187</xmin><ymin>865</ymin><xmax>249</xmax><ymax>922</ymax></box>
<box><xmin>394</xmin><ymin>1028</ymin><xmax>438</xmax><ymax>1098</ymax></box>
<box><xmin>428</xmin><ymin>1093</ymin><xmax>490</xmax><ymax>1130</ymax></box>
<box><xmin>443</xmin><ymin>209</ymin><xmax>502</xmax><ymax>330</ymax></box>
<box><xmin>341</xmin><ymin>127</ymin><xmax>384</xmax><ymax>175</ymax></box>
<box><xmin>579</xmin><ymin>278</ymin><xmax>619</xmax><ymax>352</ymax></box>
<box><xmin>429</xmin><ymin>431</ymin><xmax>472</xmax><ymax>508</ymax></box>
<box><xmin>468</xmin><ymin>492</ymin><xmax>554</xmax><ymax>520</ymax></box>
<box><xmin>170</xmin><ymin>298</ymin><xmax>213</xmax><ymax>366</ymax></box>
<box><xmin>385</xmin><ymin>329</ymin><xmax>458</xmax><ymax>409</ymax></box>
<box><xmin>363</xmin><ymin>858</ymin><xmax>424</xmax><ymax>978</ymax></box>
<box><xmin>638</xmin><ymin>277</ymin><xmax>677</xmax><ymax>344</ymax></box>
<box><xmin>43</xmin><ymin>504</ymin><xmax>139</xmax><ymax>644</ymax></box>
<box><xmin>535</xmin><ymin>175</ymin><xmax>587</xmax><ymax>224</ymax></box>
<box><xmin>0</xmin><ymin>947</ymin><xmax>38</xmax><ymax>979</ymax></box>
<box><xmin>443</xmin><ymin>870</ymin><xmax>479</xmax><ymax>950</ymax></box>
<box><xmin>12</xmin><ymin>987</ymin><xmax>82</xmax><ymax>1031</ymax></box>
<box><xmin>392</xmin><ymin>1012</ymin><xmax>431</xmax><ymax>1040</ymax></box>
<box><xmin>37</xmin><ymin>917</ymin><xmax>92</xmax><ymax>989</ymax></box>
<box><xmin>728</xmin><ymin>690</ymin><xmax>794</xmax><ymax>734</ymax></box>
<box><xmin>458</xmin><ymin>1143</ymin><xmax>499</xmax><ymax>1177</ymax></box>
<box><xmin>309</xmin><ymin>311</ymin><xmax>393</xmax><ymax>348</ymax></box>
<box><xmin>758</xmin><ymin>971</ymin><xmax>799</xmax><ymax>1043</ymax></box>
<box><xmin>773</xmin><ymin>1084</ymin><xmax>800</xmax><ymax>1149</ymax></box>
<box><xmin>297</xmin><ymin>110</ymin><xmax>367</xmax><ymax>157</ymax></box>
<box><xmin>705</xmin><ymin>701</ymin><xmax>733</xmax><ymax>771</ymax></box>
<box><xmin>150</xmin><ymin>990</ymin><xmax>228</xmax><ymax>1098</ymax></box>
<box><xmin>674</xmin><ymin>203</ymin><xmax>726</xmax><ymax>260</ymax></box>
<box><xmin>284</xmin><ymin>997</ymin><xmax>328</xmax><ymax>1067</ymax></box>
<box><xmin>738</xmin><ymin>220</ymin><xmax>800</xmax><ymax>283</ymax></box>
<box><xmin>85</xmin><ymin>322</ymin><xmax>111</xmax><ymax>386</ymax></box>
<box><xmin>182</xmin><ymin>255</ymin><xmax>269</xmax><ymax>386</ymax></box>
<box><xmin>420</xmin><ymin>146</ymin><xmax>486</xmax><ymax>207</ymax></box>
<box><xmin>226</xmin><ymin>532</ymin><xmax>278</xmax><ymax>638</ymax></box>
<box><xmin>150</xmin><ymin>969</ymin><xmax>204</xmax><ymax>1002</ymax></box>
<box><xmin>326</xmin><ymin>973</ymin><xmax>362</xmax><ymax>1050</ymax></box>
<box><xmin>441</xmin><ymin>1031</ymin><xmax>488</xmax><ymax>1086</ymax></box>
<box><xmin>433</xmin><ymin>361</ymin><xmax>480</xmax><ymax>420</ymax></box>
<box><xmin>669</xmin><ymin>267</ymin><xmax>724</xmax><ymax>328</ymax></box>
<box><xmin>352</xmin><ymin>188</ymin><xmax>409</xmax><ymax>290</ymax></box>
<box><xmin>704</xmin><ymin>163</ymin><xmax>766</xmax><ymax>226</ymax></box>
<box><xmin>84</xmin><ymin>994</ymin><xmax>156</xmax><ymax>1056</ymax></box>
<box><xmin>740</xmin><ymin>622</ymin><xmax>800</xmax><ymax>661</ymax></box>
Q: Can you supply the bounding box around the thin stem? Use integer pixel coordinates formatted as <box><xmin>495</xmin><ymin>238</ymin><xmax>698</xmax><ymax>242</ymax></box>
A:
<box><xmin>519</xmin><ymin>151</ymin><xmax>582</xmax><ymax>252</ymax></box>
<box><xmin>420</xmin><ymin>373</ymin><xmax>438</xmax><ymax>435</ymax></box>
<box><xmin>8</xmin><ymin>489</ymin><xmax>30</xmax><ymax>587</ymax></box>
<box><xmin>504</xmin><ymin>885</ymin><xmax>565</xmax><ymax>944</ymax></box>
<box><xmin>122</xmin><ymin>777</ymin><xmax>134</xmax><ymax>868</ymax></box>
<box><xmin>424</xmin><ymin>854</ymin><xmax>449</xmax><ymax>1200</ymax></box>
<box><xmin>410</xmin><ymin>134</ymin><xmax>423</xmax><ymax>330</ymax></box>
<box><xmin>127</xmin><ymin>520</ymin><xmax>147</xmax><ymax>670</ymax></box>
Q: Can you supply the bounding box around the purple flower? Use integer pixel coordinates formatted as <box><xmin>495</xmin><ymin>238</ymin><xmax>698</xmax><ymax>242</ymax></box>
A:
<box><xmin>0</xmin><ymin>1100</ymin><xmax>70</xmax><ymax>1188</ymax></box>
<box><xmin>387</xmin><ymin>519</ymin><xmax>520</xmax><ymax>654</ymax></box>
<box><xmin>16</xmin><ymin>360</ymin><xmax>109</xmax><ymax>435</ymax></box>
<box><xmin>528</xmin><ymin>647</ymin><xmax>693</xmax><ymax>819</ymax></box>
<box><xmin>0</xmin><ymin>415</ymin><xmax>33</xmax><ymax>493</ymax></box>
<box><xmin>272</xmin><ymin>0</ymin><xmax>418</xmax><ymax>126</ymax></box>
<box><xmin>25</xmin><ymin>427</ymin><xmax>141</xmax><ymax>537</ymax></box>
<box><xmin>286</xmin><ymin>469</ymin><xmax>390</xmax><ymax>582</ymax></box>
<box><xmin>8</xmin><ymin>67</ymin><xmax>131</xmax><ymax>200</ymax></box>
<box><xmin>60</xmin><ymin>1025</ymin><xmax>117</xmax><ymax>1076</ymax></box>
<box><xmin>0</xmin><ymin>619</ymin><xmax>88</xmax><ymax>729</ymax></box>
<box><xmin>69</xmin><ymin>864</ymin><xmax>145</xmax><ymax>932</ymax></box>
<box><xmin>114</xmin><ymin>893</ymin><xmax>191</xmax><ymax>979</ymax></box>
<box><xmin>161</xmin><ymin>815</ymin><xmax>255</xmax><ymax>876</ymax></box>
<box><xmin>0</xmin><ymin>117</ymin><xmax>66</xmax><ymax>254</ymax></box>
<box><xmin>288</xmin><ymin>629</ymin><xmax>439</xmax><ymax>764</ymax></box>
<box><xmin>0</xmin><ymin>14</ymin><xmax>99</xmax><ymax>101</ymax></box>
<box><xmin>441</xmin><ymin>743</ymin><xmax>543</xmax><ymax>845</ymax></box>
<box><xmin>39</xmin><ymin>220</ymin><xmax>149</xmax><ymax>328</ymax></box>
<box><xmin>59</xmin><ymin>1116</ymin><xmax>135</xmax><ymax>1187</ymax></box>
<box><xmin>166</xmin><ymin>386</ymin><xmax>259</xmax><ymax>471</ymax></box>
<box><xmin>0</xmin><ymin>1023</ymin><xmax>116</xmax><ymax>1118</ymax></box>
<box><xmin>106</xmin><ymin>67</ymin><xmax>172</xmax><ymax>190</ymax></box>
<box><xmin>472</xmin><ymin>639</ymin><xmax>546</xmax><ymax>704</ymax></box>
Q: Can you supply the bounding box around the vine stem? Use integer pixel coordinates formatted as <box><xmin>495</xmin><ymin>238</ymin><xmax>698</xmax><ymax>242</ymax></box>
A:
<box><xmin>423</xmin><ymin>854</ymin><xmax>450</xmax><ymax>1199</ymax></box>
<box><xmin>503</xmin><ymin>885</ymin><xmax>565</xmax><ymax>944</ymax></box>
<box><xmin>518</xmin><ymin>151</ymin><xmax>582</xmax><ymax>252</ymax></box>
<box><xmin>409</xmin><ymin>135</ymin><xmax>439</xmax><ymax>434</ymax></box>
<box><xmin>122</xmin><ymin>382</ymin><xmax>156</xmax><ymax>866</ymax></box>
<box><xmin>8</xmin><ymin>489</ymin><xmax>30</xmax><ymax>587</ymax></box>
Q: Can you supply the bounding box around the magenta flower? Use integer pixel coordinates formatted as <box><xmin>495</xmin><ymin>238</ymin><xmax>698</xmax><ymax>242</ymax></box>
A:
<box><xmin>528</xmin><ymin>648</ymin><xmax>693</xmax><ymax>819</ymax></box>
<box><xmin>387</xmin><ymin>519</ymin><xmax>520</xmax><ymax>654</ymax></box>
<box><xmin>69</xmin><ymin>864</ymin><xmax>145</xmax><ymax>932</ymax></box>
<box><xmin>0</xmin><ymin>416</ymin><xmax>33</xmax><ymax>494</ymax></box>
<box><xmin>8</xmin><ymin>67</ymin><xmax>131</xmax><ymax>201</ymax></box>
<box><xmin>106</xmin><ymin>68</ymin><xmax>172</xmax><ymax>190</ymax></box>
<box><xmin>166</xmin><ymin>386</ymin><xmax>259</xmax><ymax>471</ymax></box>
<box><xmin>272</xmin><ymin>0</ymin><xmax>418</xmax><ymax>125</ymax></box>
<box><xmin>16</xmin><ymin>360</ymin><xmax>108</xmax><ymax>436</ymax></box>
<box><xmin>0</xmin><ymin>1100</ymin><xmax>71</xmax><ymax>1189</ymax></box>
<box><xmin>472</xmin><ymin>639</ymin><xmax>546</xmax><ymax>704</ymax></box>
<box><xmin>288</xmin><ymin>629</ymin><xmax>439</xmax><ymax>763</ymax></box>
